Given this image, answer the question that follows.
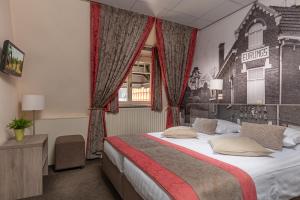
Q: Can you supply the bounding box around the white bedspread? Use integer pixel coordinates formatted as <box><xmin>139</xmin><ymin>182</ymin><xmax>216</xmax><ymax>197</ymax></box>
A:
<box><xmin>104</xmin><ymin>132</ymin><xmax>300</xmax><ymax>200</ymax></box>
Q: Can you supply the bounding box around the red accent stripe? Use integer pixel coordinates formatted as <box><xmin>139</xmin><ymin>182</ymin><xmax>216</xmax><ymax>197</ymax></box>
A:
<box><xmin>87</xmin><ymin>2</ymin><xmax>101</xmax><ymax>155</ymax></box>
<box><xmin>106</xmin><ymin>136</ymin><xmax>199</xmax><ymax>200</ymax></box>
<box><xmin>150</xmin><ymin>47</ymin><xmax>156</xmax><ymax>110</ymax></box>
<box><xmin>90</xmin><ymin>2</ymin><xmax>101</xmax><ymax>104</ymax></box>
<box><xmin>144</xmin><ymin>134</ymin><xmax>257</xmax><ymax>200</ymax></box>
<box><xmin>179</xmin><ymin>28</ymin><xmax>197</xmax><ymax>105</ymax></box>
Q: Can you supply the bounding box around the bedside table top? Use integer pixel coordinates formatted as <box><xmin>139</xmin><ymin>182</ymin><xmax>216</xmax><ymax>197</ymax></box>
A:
<box><xmin>0</xmin><ymin>134</ymin><xmax>48</xmax><ymax>150</ymax></box>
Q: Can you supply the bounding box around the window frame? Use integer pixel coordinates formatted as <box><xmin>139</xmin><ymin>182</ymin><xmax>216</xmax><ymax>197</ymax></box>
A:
<box><xmin>248</xmin><ymin>23</ymin><xmax>264</xmax><ymax>50</ymax></box>
<box><xmin>247</xmin><ymin>67</ymin><xmax>265</xmax><ymax>104</ymax></box>
<box><xmin>119</xmin><ymin>51</ymin><xmax>152</xmax><ymax>108</ymax></box>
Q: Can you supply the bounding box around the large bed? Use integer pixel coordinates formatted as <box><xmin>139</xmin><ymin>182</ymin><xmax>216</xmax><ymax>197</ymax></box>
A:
<box><xmin>102</xmin><ymin>132</ymin><xmax>300</xmax><ymax>200</ymax></box>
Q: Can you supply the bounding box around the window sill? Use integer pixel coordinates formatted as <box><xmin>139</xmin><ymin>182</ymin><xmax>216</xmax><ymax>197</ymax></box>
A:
<box><xmin>119</xmin><ymin>102</ymin><xmax>151</xmax><ymax>108</ymax></box>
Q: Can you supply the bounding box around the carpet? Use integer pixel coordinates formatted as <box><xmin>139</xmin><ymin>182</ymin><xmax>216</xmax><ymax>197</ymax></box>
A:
<box><xmin>24</xmin><ymin>159</ymin><xmax>121</xmax><ymax>200</ymax></box>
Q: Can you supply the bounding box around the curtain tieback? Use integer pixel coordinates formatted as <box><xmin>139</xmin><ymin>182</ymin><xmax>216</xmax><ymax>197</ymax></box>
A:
<box><xmin>89</xmin><ymin>107</ymin><xmax>107</xmax><ymax>111</ymax></box>
<box><xmin>166</xmin><ymin>106</ymin><xmax>181</xmax><ymax>127</ymax></box>
<box><xmin>167</xmin><ymin>106</ymin><xmax>179</xmax><ymax>112</ymax></box>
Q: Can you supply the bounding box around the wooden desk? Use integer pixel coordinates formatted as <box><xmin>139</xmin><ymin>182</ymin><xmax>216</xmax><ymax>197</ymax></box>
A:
<box><xmin>0</xmin><ymin>134</ymin><xmax>48</xmax><ymax>200</ymax></box>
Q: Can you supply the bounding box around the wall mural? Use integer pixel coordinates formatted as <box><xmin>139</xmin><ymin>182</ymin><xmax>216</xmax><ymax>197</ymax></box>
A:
<box><xmin>181</xmin><ymin>2</ymin><xmax>300</xmax><ymax>126</ymax></box>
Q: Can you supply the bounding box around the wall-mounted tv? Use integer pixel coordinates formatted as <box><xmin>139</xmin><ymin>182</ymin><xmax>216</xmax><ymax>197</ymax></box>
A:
<box><xmin>0</xmin><ymin>40</ymin><xmax>25</xmax><ymax>77</ymax></box>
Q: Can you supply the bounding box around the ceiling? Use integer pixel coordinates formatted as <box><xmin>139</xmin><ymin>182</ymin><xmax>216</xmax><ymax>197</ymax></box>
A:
<box><xmin>94</xmin><ymin>0</ymin><xmax>256</xmax><ymax>29</ymax></box>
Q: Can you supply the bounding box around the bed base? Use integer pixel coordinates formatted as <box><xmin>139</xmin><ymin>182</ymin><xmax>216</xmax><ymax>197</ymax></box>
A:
<box><xmin>102</xmin><ymin>152</ymin><xmax>300</xmax><ymax>200</ymax></box>
<box><xmin>102</xmin><ymin>153</ymin><xmax>142</xmax><ymax>200</ymax></box>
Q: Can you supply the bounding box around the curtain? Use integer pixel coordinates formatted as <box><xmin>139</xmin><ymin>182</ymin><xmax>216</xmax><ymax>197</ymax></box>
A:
<box><xmin>87</xmin><ymin>2</ymin><xmax>155</xmax><ymax>159</ymax></box>
<box><xmin>151</xmin><ymin>47</ymin><xmax>163</xmax><ymax>112</ymax></box>
<box><xmin>107</xmin><ymin>95</ymin><xmax>119</xmax><ymax>114</ymax></box>
<box><xmin>156</xmin><ymin>19</ymin><xmax>197</xmax><ymax>128</ymax></box>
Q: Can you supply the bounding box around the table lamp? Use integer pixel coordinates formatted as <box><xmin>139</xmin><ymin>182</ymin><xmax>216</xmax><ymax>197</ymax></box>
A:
<box><xmin>22</xmin><ymin>95</ymin><xmax>45</xmax><ymax>135</ymax></box>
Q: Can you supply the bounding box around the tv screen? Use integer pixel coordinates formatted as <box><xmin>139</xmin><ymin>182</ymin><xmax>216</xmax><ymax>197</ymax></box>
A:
<box><xmin>0</xmin><ymin>40</ymin><xmax>25</xmax><ymax>77</ymax></box>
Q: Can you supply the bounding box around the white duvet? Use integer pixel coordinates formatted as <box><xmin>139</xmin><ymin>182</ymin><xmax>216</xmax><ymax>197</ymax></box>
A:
<box><xmin>104</xmin><ymin>132</ymin><xmax>300</xmax><ymax>200</ymax></box>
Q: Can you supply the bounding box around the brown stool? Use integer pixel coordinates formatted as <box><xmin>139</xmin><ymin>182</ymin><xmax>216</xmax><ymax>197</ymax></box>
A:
<box><xmin>55</xmin><ymin>135</ymin><xmax>85</xmax><ymax>170</ymax></box>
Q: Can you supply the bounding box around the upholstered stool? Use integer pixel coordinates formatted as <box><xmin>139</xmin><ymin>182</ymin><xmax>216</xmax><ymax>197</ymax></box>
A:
<box><xmin>55</xmin><ymin>135</ymin><xmax>85</xmax><ymax>170</ymax></box>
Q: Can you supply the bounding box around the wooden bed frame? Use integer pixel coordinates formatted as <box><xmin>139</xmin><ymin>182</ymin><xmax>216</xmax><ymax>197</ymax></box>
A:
<box><xmin>102</xmin><ymin>152</ymin><xmax>300</xmax><ymax>200</ymax></box>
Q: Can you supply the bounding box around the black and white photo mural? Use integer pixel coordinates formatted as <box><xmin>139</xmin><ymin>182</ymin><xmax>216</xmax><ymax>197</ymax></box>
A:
<box><xmin>181</xmin><ymin>0</ymin><xmax>300</xmax><ymax>125</ymax></box>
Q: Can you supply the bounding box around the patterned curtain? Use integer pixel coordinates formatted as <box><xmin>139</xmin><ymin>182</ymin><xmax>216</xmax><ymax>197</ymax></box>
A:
<box><xmin>151</xmin><ymin>47</ymin><xmax>163</xmax><ymax>112</ymax></box>
<box><xmin>156</xmin><ymin>19</ymin><xmax>197</xmax><ymax>128</ymax></box>
<box><xmin>87</xmin><ymin>2</ymin><xmax>155</xmax><ymax>159</ymax></box>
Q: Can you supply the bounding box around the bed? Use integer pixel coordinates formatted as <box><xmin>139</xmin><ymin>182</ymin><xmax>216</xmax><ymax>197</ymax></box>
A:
<box><xmin>102</xmin><ymin>132</ymin><xmax>300</xmax><ymax>200</ymax></box>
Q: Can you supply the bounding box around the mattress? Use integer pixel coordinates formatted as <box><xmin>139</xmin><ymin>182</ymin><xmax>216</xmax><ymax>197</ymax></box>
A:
<box><xmin>104</xmin><ymin>132</ymin><xmax>300</xmax><ymax>200</ymax></box>
<box><xmin>104</xmin><ymin>140</ymin><xmax>124</xmax><ymax>172</ymax></box>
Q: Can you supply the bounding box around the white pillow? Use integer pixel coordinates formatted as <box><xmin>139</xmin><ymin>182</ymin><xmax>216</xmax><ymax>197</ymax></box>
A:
<box><xmin>192</xmin><ymin>118</ymin><xmax>218</xmax><ymax>135</ymax></box>
<box><xmin>162</xmin><ymin>126</ymin><xmax>198</xmax><ymax>138</ymax></box>
<box><xmin>209</xmin><ymin>136</ymin><xmax>273</xmax><ymax>157</ymax></box>
<box><xmin>215</xmin><ymin>119</ymin><xmax>241</xmax><ymax>134</ymax></box>
<box><xmin>283</xmin><ymin>127</ymin><xmax>300</xmax><ymax>147</ymax></box>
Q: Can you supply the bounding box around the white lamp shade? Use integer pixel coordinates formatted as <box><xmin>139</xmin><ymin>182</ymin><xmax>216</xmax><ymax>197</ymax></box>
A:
<box><xmin>210</xmin><ymin>79</ymin><xmax>223</xmax><ymax>90</ymax></box>
<box><xmin>22</xmin><ymin>95</ymin><xmax>45</xmax><ymax>111</ymax></box>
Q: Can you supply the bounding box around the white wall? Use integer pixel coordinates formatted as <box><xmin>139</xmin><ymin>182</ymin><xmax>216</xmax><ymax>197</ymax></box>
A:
<box><xmin>0</xmin><ymin>0</ymin><xmax>19</xmax><ymax>145</ymax></box>
<box><xmin>10</xmin><ymin>0</ymin><xmax>91</xmax><ymax>118</ymax></box>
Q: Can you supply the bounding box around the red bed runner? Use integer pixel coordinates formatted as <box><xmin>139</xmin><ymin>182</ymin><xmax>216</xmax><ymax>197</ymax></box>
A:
<box><xmin>106</xmin><ymin>134</ymin><xmax>257</xmax><ymax>200</ymax></box>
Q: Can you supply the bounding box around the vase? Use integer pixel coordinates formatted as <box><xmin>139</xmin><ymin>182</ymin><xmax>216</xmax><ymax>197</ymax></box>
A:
<box><xmin>15</xmin><ymin>129</ymin><xmax>25</xmax><ymax>142</ymax></box>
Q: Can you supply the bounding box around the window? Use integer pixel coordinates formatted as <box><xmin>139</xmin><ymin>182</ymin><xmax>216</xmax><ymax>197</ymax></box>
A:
<box><xmin>119</xmin><ymin>49</ymin><xmax>151</xmax><ymax>105</ymax></box>
<box><xmin>247</xmin><ymin>67</ymin><xmax>265</xmax><ymax>104</ymax></box>
<box><xmin>248</xmin><ymin>23</ymin><xmax>264</xmax><ymax>50</ymax></box>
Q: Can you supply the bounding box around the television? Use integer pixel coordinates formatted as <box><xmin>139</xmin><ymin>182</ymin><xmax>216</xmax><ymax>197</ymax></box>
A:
<box><xmin>0</xmin><ymin>40</ymin><xmax>25</xmax><ymax>77</ymax></box>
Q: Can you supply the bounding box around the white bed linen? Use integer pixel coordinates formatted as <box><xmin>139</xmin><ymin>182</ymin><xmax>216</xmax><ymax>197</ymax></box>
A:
<box><xmin>104</xmin><ymin>132</ymin><xmax>300</xmax><ymax>200</ymax></box>
<box><xmin>104</xmin><ymin>141</ymin><xmax>124</xmax><ymax>172</ymax></box>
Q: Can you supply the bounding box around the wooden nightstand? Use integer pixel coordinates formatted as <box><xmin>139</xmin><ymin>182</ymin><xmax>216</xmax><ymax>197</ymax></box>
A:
<box><xmin>0</xmin><ymin>134</ymin><xmax>48</xmax><ymax>200</ymax></box>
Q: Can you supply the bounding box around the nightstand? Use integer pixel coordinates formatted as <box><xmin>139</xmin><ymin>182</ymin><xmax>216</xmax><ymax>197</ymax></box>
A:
<box><xmin>0</xmin><ymin>134</ymin><xmax>48</xmax><ymax>200</ymax></box>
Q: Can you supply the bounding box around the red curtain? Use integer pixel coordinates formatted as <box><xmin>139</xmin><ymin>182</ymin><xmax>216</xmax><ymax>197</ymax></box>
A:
<box><xmin>90</xmin><ymin>3</ymin><xmax>100</xmax><ymax>107</ymax></box>
<box><xmin>87</xmin><ymin>2</ymin><xmax>155</xmax><ymax>158</ymax></box>
<box><xmin>156</xmin><ymin>19</ymin><xmax>197</xmax><ymax>128</ymax></box>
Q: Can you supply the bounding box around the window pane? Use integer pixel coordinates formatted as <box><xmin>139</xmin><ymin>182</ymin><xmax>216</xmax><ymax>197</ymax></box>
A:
<box><xmin>248</xmin><ymin>23</ymin><xmax>263</xmax><ymax>49</ymax></box>
<box><xmin>131</xmin><ymin>63</ymin><xmax>151</xmax><ymax>102</ymax></box>
<box><xmin>118</xmin><ymin>48</ymin><xmax>152</xmax><ymax>103</ymax></box>
<box><xmin>247</xmin><ymin>68</ymin><xmax>265</xmax><ymax>104</ymax></box>
<box><xmin>119</xmin><ymin>83</ymin><xmax>128</xmax><ymax>102</ymax></box>
<box><xmin>132</xmin><ymin>83</ymin><xmax>150</xmax><ymax>101</ymax></box>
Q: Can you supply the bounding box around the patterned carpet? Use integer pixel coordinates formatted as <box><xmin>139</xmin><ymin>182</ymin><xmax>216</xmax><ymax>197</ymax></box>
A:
<box><xmin>24</xmin><ymin>159</ymin><xmax>121</xmax><ymax>200</ymax></box>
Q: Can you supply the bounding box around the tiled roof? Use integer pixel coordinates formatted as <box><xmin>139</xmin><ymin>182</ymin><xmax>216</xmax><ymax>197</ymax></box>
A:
<box><xmin>235</xmin><ymin>2</ymin><xmax>280</xmax><ymax>35</ymax></box>
<box><xmin>271</xmin><ymin>6</ymin><xmax>300</xmax><ymax>36</ymax></box>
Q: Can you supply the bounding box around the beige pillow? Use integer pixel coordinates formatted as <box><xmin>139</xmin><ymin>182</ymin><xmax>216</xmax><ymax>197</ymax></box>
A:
<box><xmin>240</xmin><ymin>122</ymin><xmax>286</xmax><ymax>150</ymax></box>
<box><xmin>209</xmin><ymin>136</ymin><xmax>273</xmax><ymax>157</ymax></box>
<box><xmin>192</xmin><ymin>118</ymin><xmax>217</xmax><ymax>135</ymax></box>
<box><xmin>163</xmin><ymin>126</ymin><xmax>198</xmax><ymax>139</ymax></box>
